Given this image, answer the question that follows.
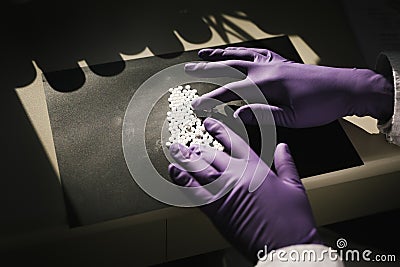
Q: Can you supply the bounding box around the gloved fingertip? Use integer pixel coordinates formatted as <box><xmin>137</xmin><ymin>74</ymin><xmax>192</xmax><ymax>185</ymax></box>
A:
<box><xmin>169</xmin><ymin>143</ymin><xmax>191</xmax><ymax>160</ymax></box>
<box><xmin>275</xmin><ymin>143</ymin><xmax>291</xmax><ymax>157</ymax></box>
<box><xmin>168</xmin><ymin>164</ymin><xmax>190</xmax><ymax>186</ymax></box>
<box><xmin>168</xmin><ymin>163</ymin><xmax>177</xmax><ymax>176</ymax></box>
<box><xmin>203</xmin><ymin>117</ymin><xmax>219</xmax><ymax>130</ymax></box>
<box><xmin>275</xmin><ymin>143</ymin><xmax>287</xmax><ymax>156</ymax></box>
<box><xmin>191</xmin><ymin>98</ymin><xmax>201</xmax><ymax>109</ymax></box>
<box><xmin>198</xmin><ymin>49</ymin><xmax>212</xmax><ymax>58</ymax></box>
<box><xmin>179</xmin><ymin>143</ymin><xmax>191</xmax><ymax>158</ymax></box>
<box><xmin>191</xmin><ymin>97</ymin><xmax>215</xmax><ymax>111</ymax></box>
<box><xmin>234</xmin><ymin>106</ymin><xmax>254</xmax><ymax>123</ymax></box>
<box><xmin>232</xmin><ymin>109</ymin><xmax>240</xmax><ymax>119</ymax></box>
<box><xmin>169</xmin><ymin>143</ymin><xmax>180</xmax><ymax>155</ymax></box>
<box><xmin>184</xmin><ymin>63</ymin><xmax>196</xmax><ymax>72</ymax></box>
<box><xmin>283</xmin><ymin>143</ymin><xmax>291</xmax><ymax>154</ymax></box>
<box><xmin>168</xmin><ymin>163</ymin><xmax>180</xmax><ymax>179</ymax></box>
<box><xmin>189</xmin><ymin>144</ymin><xmax>201</xmax><ymax>154</ymax></box>
<box><xmin>274</xmin><ymin>143</ymin><xmax>300</xmax><ymax>184</ymax></box>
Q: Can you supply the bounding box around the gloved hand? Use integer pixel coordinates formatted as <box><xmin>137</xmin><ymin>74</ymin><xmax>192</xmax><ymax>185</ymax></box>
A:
<box><xmin>168</xmin><ymin>117</ymin><xmax>322</xmax><ymax>262</ymax></box>
<box><xmin>186</xmin><ymin>47</ymin><xmax>394</xmax><ymax>128</ymax></box>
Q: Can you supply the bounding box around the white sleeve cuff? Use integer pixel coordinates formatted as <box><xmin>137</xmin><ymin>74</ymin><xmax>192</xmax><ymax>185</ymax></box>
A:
<box><xmin>255</xmin><ymin>244</ymin><xmax>344</xmax><ymax>267</ymax></box>
<box><xmin>376</xmin><ymin>52</ymin><xmax>400</xmax><ymax>145</ymax></box>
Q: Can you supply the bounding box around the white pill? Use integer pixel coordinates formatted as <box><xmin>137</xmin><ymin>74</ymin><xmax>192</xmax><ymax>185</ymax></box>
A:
<box><xmin>168</xmin><ymin>84</ymin><xmax>221</xmax><ymax>150</ymax></box>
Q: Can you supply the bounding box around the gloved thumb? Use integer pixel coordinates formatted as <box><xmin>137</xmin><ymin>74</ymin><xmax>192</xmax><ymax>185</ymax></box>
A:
<box><xmin>273</xmin><ymin>143</ymin><xmax>301</xmax><ymax>186</ymax></box>
<box><xmin>233</xmin><ymin>103</ymin><xmax>291</xmax><ymax>127</ymax></box>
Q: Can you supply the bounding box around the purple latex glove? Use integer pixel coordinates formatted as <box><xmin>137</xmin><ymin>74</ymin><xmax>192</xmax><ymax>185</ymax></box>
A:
<box><xmin>168</xmin><ymin>117</ymin><xmax>321</xmax><ymax>262</ymax></box>
<box><xmin>186</xmin><ymin>47</ymin><xmax>394</xmax><ymax>128</ymax></box>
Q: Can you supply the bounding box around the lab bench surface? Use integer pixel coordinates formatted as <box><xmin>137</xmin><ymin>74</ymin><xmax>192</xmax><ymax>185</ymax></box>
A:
<box><xmin>42</xmin><ymin>36</ymin><xmax>363</xmax><ymax>228</ymax></box>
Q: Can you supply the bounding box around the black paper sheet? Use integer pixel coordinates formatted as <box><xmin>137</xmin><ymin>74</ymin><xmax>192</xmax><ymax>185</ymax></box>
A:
<box><xmin>43</xmin><ymin>36</ymin><xmax>363</xmax><ymax>227</ymax></box>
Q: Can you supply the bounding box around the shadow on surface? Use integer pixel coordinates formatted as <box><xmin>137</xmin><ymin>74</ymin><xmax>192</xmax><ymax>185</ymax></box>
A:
<box><xmin>0</xmin><ymin>89</ymin><xmax>66</xmax><ymax>239</ymax></box>
<box><xmin>2</xmin><ymin>0</ymin><xmax>364</xmax><ymax>92</ymax></box>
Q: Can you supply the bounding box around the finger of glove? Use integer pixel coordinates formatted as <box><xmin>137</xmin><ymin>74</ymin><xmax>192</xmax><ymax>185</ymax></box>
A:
<box><xmin>190</xmin><ymin>144</ymin><xmax>232</xmax><ymax>172</ymax></box>
<box><xmin>191</xmin><ymin>79</ymin><xmax>252</xmax><ymax>110</ymax></box>
<box><xmin>198</xmin><ymin>48</ymin><xmax>260</xmax><ymax>62</ymax></box>
<box><xmin>168</xmin><ymin>163</ymin><xmax>215</xmax><ymax>203</ymax></box>
<box><xmin>203</xmin><ymin>117</ymin><xmax>251</xmax><ymax>159</ymax></box>
<box><xmin>224</xmin><ymin>47</ymin><xmax>288</xmax><ymax>62</ymax></box>
<box><xmin>169</xmin><ymin>163</ymin><xmax>201</xmax><ymax>187</ymax></box>
<box><xmin>233</xmin><ymin>103</ymin><xmax>292</xmax><ymax>127</ymax></box>
<box><xmin>273</xmin><ymin>143</ymin><xmax>301</xmax><ymax>186</ymax></box>
<box><xmin>184</xmin><ymin>60</ymin><xmax>249</xmax><ymax>78</ymax></box>
<box><xmin>170</xmin><ymin>143</ymin><xmax>221</xmax><ymax>185</ymax></box>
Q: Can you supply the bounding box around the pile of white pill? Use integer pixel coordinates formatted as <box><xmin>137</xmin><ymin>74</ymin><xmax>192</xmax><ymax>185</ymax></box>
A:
<box><xmin>166</xmin><ymin>84</ymin><xmax>224</xmax><ymax>151</ymax></box>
